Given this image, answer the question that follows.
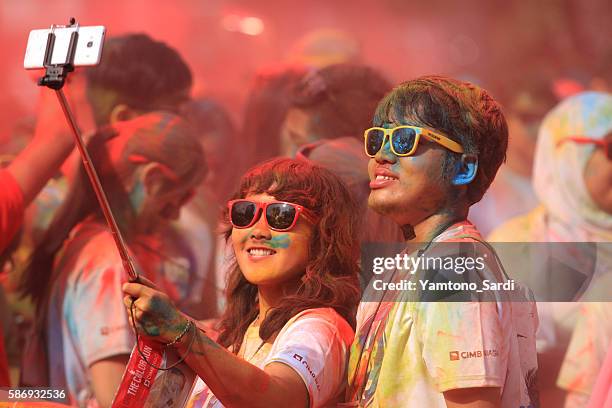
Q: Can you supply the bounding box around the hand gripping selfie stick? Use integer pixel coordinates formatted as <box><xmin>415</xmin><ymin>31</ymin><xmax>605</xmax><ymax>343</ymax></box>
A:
<box><xmin>37</xmin><ymin>18</ymin><xmax>139</xmax><ymax>282</ymax></box>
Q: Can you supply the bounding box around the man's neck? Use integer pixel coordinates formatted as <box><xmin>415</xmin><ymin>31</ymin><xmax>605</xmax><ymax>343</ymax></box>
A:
<box><xmin>409</xmin><ymin>209</ymin><xmax>467</xmax><ymax>244</ymax></box>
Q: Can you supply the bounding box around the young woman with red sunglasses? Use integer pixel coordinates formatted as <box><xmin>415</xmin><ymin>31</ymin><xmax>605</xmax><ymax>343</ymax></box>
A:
<box><xmin>123</xmin><ymin>158</ymin><xmax>361</xmax><ymax>407</ymax></box>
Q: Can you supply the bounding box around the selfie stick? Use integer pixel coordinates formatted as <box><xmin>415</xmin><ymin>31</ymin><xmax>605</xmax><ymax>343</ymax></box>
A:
<box><xmin>37</xmin><ymin>18</ymin><xmax>139</xmax><ymax>281</ymax></box>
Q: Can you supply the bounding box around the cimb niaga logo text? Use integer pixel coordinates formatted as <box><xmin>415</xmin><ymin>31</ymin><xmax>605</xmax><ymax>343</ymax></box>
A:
<box><xmin>449</xmin><ymin>349</ymin><xmax>499</xmax><ymax>361</ymax></box>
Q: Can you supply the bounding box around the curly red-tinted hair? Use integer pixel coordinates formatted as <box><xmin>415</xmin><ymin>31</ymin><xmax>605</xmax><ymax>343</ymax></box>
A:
<box><xmin>217</xmin><ymin>158</ymin><xmax>361</xmax><ymax>351</ymax></box>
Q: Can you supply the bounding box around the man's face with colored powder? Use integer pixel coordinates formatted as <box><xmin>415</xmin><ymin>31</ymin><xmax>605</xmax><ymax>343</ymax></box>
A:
<box><xmin>367</xmin><ymin>120</ymin><xmax>453</xmax><ymax>227</ymax></box>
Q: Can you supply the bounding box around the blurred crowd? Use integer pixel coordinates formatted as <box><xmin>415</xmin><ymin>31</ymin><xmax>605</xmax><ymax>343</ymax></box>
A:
<box><xmin>0</xmin><ymin>28</ymin><xmax>611</xmax><ymax>407</ymax></box>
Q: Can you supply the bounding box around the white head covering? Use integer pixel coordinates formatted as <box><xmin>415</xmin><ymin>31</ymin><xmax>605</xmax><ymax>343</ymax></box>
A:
<box><xmin>533</xmin><ymin>91</ymin><xmax>612</xmax><ymax>241</ymax></box>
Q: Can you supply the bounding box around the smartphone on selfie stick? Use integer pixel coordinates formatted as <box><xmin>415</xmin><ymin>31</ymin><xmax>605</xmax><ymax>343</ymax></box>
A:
<box><xmin>24</xmin><ymin>23</ymin><xmax>105</xmax><ymax>70</ymax></box>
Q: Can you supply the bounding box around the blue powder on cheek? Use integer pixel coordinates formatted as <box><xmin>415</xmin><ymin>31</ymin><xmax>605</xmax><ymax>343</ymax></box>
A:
<box><xmin>268</xmin><ymin>234</ymin><xmax>291</xmax><ymax>249</ymax></box>
<box><xmin>238</xmin><ymin>229</ymin><xmax>291</xmax><ymax>249</ymax></box>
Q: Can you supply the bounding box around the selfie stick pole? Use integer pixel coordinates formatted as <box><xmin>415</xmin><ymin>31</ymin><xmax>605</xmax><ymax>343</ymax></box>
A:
<box><xmin>37</xmin><ymin>18</ymin><xmax>139</xmax><ymax>281</ymax></box>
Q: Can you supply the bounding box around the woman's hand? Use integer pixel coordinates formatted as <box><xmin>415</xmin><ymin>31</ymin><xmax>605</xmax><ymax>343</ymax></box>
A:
<box><xmin>122</xmin><ymin>280</ymin><xmax>190</xmax><ymax>344</ymax></box>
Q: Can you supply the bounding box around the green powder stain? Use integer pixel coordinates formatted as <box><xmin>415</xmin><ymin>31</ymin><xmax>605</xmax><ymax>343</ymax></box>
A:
<box><xmin>238</xmin><ymin>228</ymin><xmax>291</xmax><ymax>248</ymax></box>
<box><xmin>268</xmin><ymin>234</ymin><xmax>290</xmax><ymax>249</ymax></box>
<box><xmin>240</xmin><ymin>227</ymin><xmax>256</xmax><ymax>243</ymax></box>
<box><xmin>143</xmin><ymin>323</ymin><xmax>160</xmax><ymax>337</ymax></box>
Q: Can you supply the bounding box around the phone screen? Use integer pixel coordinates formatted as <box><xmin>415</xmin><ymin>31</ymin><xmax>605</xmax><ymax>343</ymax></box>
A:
<box><xmin>24</xmin><ymin>25</ymin><xmax>106</xmax><ymax>69</ymax></box>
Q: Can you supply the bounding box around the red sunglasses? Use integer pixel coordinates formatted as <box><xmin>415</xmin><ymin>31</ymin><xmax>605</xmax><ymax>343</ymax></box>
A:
<box><xmin>227</xmin><ymin>199</ymin><xmax>317</xmax><ymax>232</ymax></box>
<box><xmin>556</xmin><ymin>136</ymin><xmax>612</xmax><ymax>159</ymax></box>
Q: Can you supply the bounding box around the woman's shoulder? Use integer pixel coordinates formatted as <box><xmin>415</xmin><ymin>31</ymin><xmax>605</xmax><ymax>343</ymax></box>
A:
<box><xmin>291</xmin><ymin>307</ymin><xmax>350</xmax><ymax>325</ymax></box>
<box><xmin>59</xmin><ymin>220</ymin><xmax>132</xmax><ymax>278</ymax></box>
<box><xmin>68</xmin><ymin>219</ymin><xmax>114</xmax><ymax>247</ymax></box>
<box><xmin>282</xmin><ymin>308</ymin><xmax>354</xmax><ymax>344</ymax></box>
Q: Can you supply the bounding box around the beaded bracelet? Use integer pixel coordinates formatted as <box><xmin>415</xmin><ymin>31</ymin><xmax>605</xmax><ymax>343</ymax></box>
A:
<box><xmin>165</xmin><ymin>319</ymin><xmax>193</xmax><ymax>348</ymax></box>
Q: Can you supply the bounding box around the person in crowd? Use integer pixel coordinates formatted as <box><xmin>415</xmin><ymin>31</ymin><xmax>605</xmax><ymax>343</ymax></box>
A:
<box><xmin>468</xmin><ymin>112</ymin><xmax>539</xmax><ymax>236</ymax></box>
<box><xmin>280</xmin><ymin>63</ymin><xmax>404</xmax><ymax>285</ymax></box>
<box><xmin>8</xmin><ymin>33</ymin><xmax>209</xmax><ymax>378</ymax></box>
<box><xmin>85</xmin><ymin>33</ymin><xmax>192</xmax><ymax>128</ymax></box>
<box><xmin>174</xmin><ymin>98</ymin><xmax>241</xmax><ymax>318</ymax></box>
<box><xmin>43</xmin><ymin>33</ymin><xmax>195</xmax><ymax>185</ymax></box>
<box><xmin>470</xmin><ymin>77</ymin><xmax>558</xmax><ymax>236</ymax></box>
<box><xmin>18</xmin><ymin>112</ymin><xmax>205</xmax><ymax>407</ymax></box>
<box><xmin>86</xmin><ymin>35</ymin><xmax>217</xmax><ymax>320</ymax></box>
<box><xmin>11</xmin><ymin>32</ymin><xmax>196</xmax><ymax>280</ymax></box>
<box><xmin>8</xmin><ymin>32</ymin><xmax>194</xmax><ymax>263</ymax></box>
<box><xmin>489</xmin><ymin>91</ymin><xmax>612</xmax><ymax>407</ymax></box>
<box><xmin>345</xmin><ymin>75</ymin><xmax>539</xmax><ymax>407</ymax></box>
<box><xmin>123</xmin><ymin>158</ymin><xmax>361</xmax><ymax>407</ymax></box>
<box><xmin>239</xmin><ymin>65</ymin><xmax>308</xmax><ymax>172</ymax></box>
<box><xmin>286</xmin><ymin>28</ymin><xmax>361</xmax><ymax>69</ymax></box>
<box><xmin>488</xmin><ymin>91</ymin><xmax>611</xmax><ymax>246</ymax></box>
<box><xmin>280</xmin><ymin>63</ymin><xmax>391</xmax><ymax>157</ymax></box>
<box><xmin>0</xmin><ymin>85</ymin><xmax>77</xmax><ymax>386</ymax></box>
<box><xmin>179</xmin><ymin>98</ymin><xmax>239</xmax><ymax>205</ymax></box>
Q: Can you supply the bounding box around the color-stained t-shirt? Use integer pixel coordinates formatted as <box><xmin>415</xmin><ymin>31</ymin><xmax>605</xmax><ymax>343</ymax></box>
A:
<box><xmin>187</xmin><ymin>308</ymin><xmax>355</xmax><ymax>408</ymax></box>
<box><xmin>0</xmin><ymin>169</ymin><xmax>24</xmax><ymax>387</ymax></box>
<box><xmin>346</xmin><ymin>221</ymin><xmax>539</xmax><ymax>408</ymax></box>
<box><xmin>47</xmin><ymin>220</ymin><xmax>137</xmax><ymax>407</ymax></box>
<box><xmin>46</xmin><ymin>217</ymin><xmax>212</xmax><ymax>406</ymax></box>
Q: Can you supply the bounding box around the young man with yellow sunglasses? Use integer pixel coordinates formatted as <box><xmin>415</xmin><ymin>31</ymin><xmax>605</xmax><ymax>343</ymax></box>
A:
<box><xmin>345</xmin><ymin>75</ymin><xmax>539</xmax><ymax>407</ymax></box>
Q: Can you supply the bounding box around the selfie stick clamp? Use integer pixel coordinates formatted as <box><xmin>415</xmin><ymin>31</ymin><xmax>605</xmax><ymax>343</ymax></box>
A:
<box><xmin>38</xmin><ymin>18</ymin><xmax>78</xmax><ymax>90</ymax></box>
<box><xmin>37</xmin><ymin>18</ymin><xmax>139</xmax><ymax>281</ymax></box>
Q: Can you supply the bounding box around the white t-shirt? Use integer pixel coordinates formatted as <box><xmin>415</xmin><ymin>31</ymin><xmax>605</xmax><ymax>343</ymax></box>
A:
<box><xmin>346</xmin><ymin>221</ymin><xmax>539</xmax><ymax>407</ymax></box>
<box><xmin>46</xmin><ymin>220</ymin><xmax>194</xmax><ymax>407</ymax></box>
<box><xmin>47</xmin><ymin>221</ymin><xmax>136</xmax><ymax>407</ymax></box>
<box><xmin>187</xmin><ymin>308</ymin><xmax>354</xmax><ymax>408</ymax></box>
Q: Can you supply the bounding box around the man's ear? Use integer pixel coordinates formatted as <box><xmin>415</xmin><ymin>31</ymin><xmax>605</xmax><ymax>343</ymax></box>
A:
<box><xmin>109</xmin><ymin>104</ymin><xmax>137</xmax><ymax>124</ymax></box>
<box><xmin>452</xmin><ymin>154</ymin><xmax>478</xmax><ymax>186</ymax></box>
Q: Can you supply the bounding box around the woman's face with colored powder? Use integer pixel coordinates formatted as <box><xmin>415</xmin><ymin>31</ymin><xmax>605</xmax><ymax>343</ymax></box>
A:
<box><xmin>584</xmin><ymin>132</ymin><xmax>612</xmax><ymax>214</ymax></box>
<box><xmin>231</xmin><ymin>193</ymin><xmax>313</xmax><ymax>289</ymax></box>
<box><xmin>129</xmin><ymin>162</ymin><xmax>201</xmax><ymax>235</ymax></box>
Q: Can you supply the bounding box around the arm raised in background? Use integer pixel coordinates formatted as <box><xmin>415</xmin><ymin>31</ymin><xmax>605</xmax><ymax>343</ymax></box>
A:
<box><xmin>7</xmin><ymin>86</ymin><xmax>76</xmax><ymax>205</ymax></box>
<box><xmin>1</xmin><ymin>73</ymin><xmax>96</xmax><ymax>251</ymax></box>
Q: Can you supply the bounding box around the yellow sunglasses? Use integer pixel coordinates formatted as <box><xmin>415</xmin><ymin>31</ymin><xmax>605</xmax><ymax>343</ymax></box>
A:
<box><xmin>364</xmin><ymin>125</ymin><xmax>464</xmax><ymax>157</ymax></box>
